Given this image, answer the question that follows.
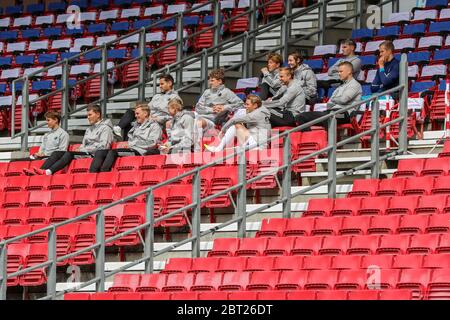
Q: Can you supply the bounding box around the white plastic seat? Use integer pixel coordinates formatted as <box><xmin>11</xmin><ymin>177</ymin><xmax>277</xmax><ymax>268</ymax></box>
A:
<box><xmin>51</xmin><ymin>39</ymin><xmax>71</xmax><ymax>50</ymax></box>
<box><xmin>440</xmin><ymin>8</ymin><xmax>450</xmax><ymax>20</ymax></box>
<box><xmin>80</xmin><ymin>12</ymin><xmax>97</xmax><ymax>23</ymax></box>
<box><xmin>70</xmin><ymin>64</ymin><xmax>91</xmax><ymax>76</ymax></box>
<box><xmin>418</xmin><ymin>36</ymin><xmax>443</xmax><ymax>49</ymax></box>
<box><xmin>121</xmin><ymin>8</ymin><xmax>141</xmax><ymax>19</ymax></box>
<box><xmin>17</xmin><ymin>94</ymin><xmax>39</xmax><ymax>106</ymax></box>
<box><xmin>408</xmin><ymin>65</ymin><xmax>419</xmax><ymax>79</ymax></box>
<box><xmin>236</xmin><ymin>77</ymin><xmax>259</xmax><ymax>89</ymax></box>
<box><xmin>6</xmin><ymin>42</ymin><xmax>26</xmax><ymax>53</ymax></box>
<box><xmin>1</xmin><ymin>68</ymin><xmax>21</xmax><ymax>80</ymax></box>
<box><xmin>35</xmin><ymin>14</ymin><xmax>54</xmax><ymax>26</ymax></box>
<box><xmin>386</xmin><ymin>12</ymin><xmax>412</xmax><ymax>24</ymax></box>
<box><xmin>167</xmin><ymin>4</ymin><xmax>187</xmax><ymax>15</ymax></box>
<box><xmin>313</xmin><ymin>44</ymin><xmax>337</xmax><ymax>56</ymax></box>
<box><xmin>56</xmin><ymin>14</ymin><xmax>73</xmax><ymax>24</ymax></box>
<box><xmin>221</xmin><ymin>0</ymin><xmax>235</xmax><ymax>9</ymax></box>
<box><xmin>446</xmin><ymin>36</ymin><xmax>450</xmax><ymax>47</ymax></box>
<box><xmin>96</xmin><ymin>35</ymin><xmax>117</xmax><ymax>46</ymax></box>
<box><xmin>146</xmin><ymin>32</ymin><xmax>164</xmax><ymax>43</ymax></box>
<box><xmin>0</xmin><ymin>96</ymin><xmax>12</xmax><ymax>106</ymax></box>
<box><xmin>93</xmin><ymin>61</ymin><xmax>115</xmax><ymax>73</ymax></box>
<box><xmin>0</xmin><ymin>17</ymin><xmax>11</xmax><ymax>29</ymax></box>
<box><xmin>192</xmin><ymin>3</ymin><xmax>212</xmax><ymax>13</ymax></box>
<box><xmin>357</xmin><ymin>70</ymin><xmax>366</xmax><ymax>82</ymax></box>
<box><xmin>24</xmin><ymin>67</ymin><xmax>45</xmax><ymax>78</ymax></box>
<box><xmin>47</xmin><ymin>66</ymin><xmax>62</xmax><ymax>77</ymax></box>
<box><xmin>119</xmin><ymin>34</ymin><xmax>139</xmax><ymax>45</ymax></box>
<box><xmin>238</xmin><ymin>0</ymin><xmax>250</xmax><ymax>8</ymax></box>
<box><xmin>166</xmin><ymin>30</ymin><xmax>188</xmax><ymax>41</ymax></box>
<box><xmin>393</xmin><ymin>38</ymin><xmax>416</xmax><ymax>51</ymax></box>
<box><xmin>364</xmin><ymin>40</ymin><xmax>384</xmax><ymax>54</ymax></box>
<box><xmin>99</xmin><ymin>9</ymin><xmax>118</xmax><ymax>21</ymax></box>
<box><xmin>421</xmin><ymin>64</ymin><xmax>447</xmax><ymax>78</ymax></box>
<box><xmin>73</xmin><ymin>37</ymin><xmax>94</xmax><ymax>51</ymax></box>
<box><xmin>413</xmin><ymin>9</ymin><xmax>438</xmax><ymax>22</ymax></box>
<box><xmin>365</xmin><ymin>69</ymin><xmax>377</xmax><ymax>83</ymax></box>
<box><xmin>144</xmin><ymin>6</ymin><xmax>164</xmax><ymax>17</ymax></box>
<box><xmin>28</xmin><ymin>40</ymin><xmax>49</xmax><ymax>52</ymax></box>
<box><xmin>13</xmin><ymin>16</ymin><xmax>32</xmax><ymax>28</ymax></box>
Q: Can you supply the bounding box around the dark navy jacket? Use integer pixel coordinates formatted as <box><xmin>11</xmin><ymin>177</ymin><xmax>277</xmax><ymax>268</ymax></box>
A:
<box><xmin>371</xmin><ymin>58</ymin><xmax>400</xmax><ymax>94</ymax></box>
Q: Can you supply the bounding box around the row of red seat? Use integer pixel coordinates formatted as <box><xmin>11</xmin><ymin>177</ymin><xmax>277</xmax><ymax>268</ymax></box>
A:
<box><xmin>348</xmin><ymin>176</ymin><xmax>450</xmax><ymax>197</ymax></box>
<box><xmin>208</xmin><ymin>234</ymin><xmax>450</xmax><ymax>256</ymax></box>
<box><xmin>64</xmin><ymin>289</ymin><xmax>413</xmax><ymax>300</ymax></box>
<box><xmin>394</xmin><ymin>157</ymin><xmax>450</xmax><ymax>177</ymax></box>
<box><xmin>103</xmin><ymin>269</ymin><xmax>449</xmax><ymax>299</ymax></box>
<box><xmin>162</xmin><ymin>254</ymin><xmax>450</xmax><ymax>274</ymax></box>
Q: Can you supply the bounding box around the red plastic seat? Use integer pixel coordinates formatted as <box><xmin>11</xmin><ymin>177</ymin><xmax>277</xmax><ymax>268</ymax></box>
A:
<box><xmin>305</xmin><ymin>270</ymin><xmax>339</xmax><ymax>290</ymax></box>
<box><xmin>162</xmin><ymin>258</ymin><xmax>192</xmax><ymax>274</ymax></box>
<box><xmin>376</xmin><ymin>235</ymin><xmax>411</xmax><ymax>255</ymax></box>
<box><xmin>427</xmin><ymin>268</ymin><xmax>450</xmax><ymax>300</ymax></box>
<box><xmin>303</xmin><ymin>198</ymin><xmax>334</xmax><ymax>217</ymax></box>
<box><xmin>116</xmin><ymin>171</ymin><xmax>140</xmax><ymax>188</ymax></box>
<box><xmin>235</xmin><ymin>237</ymin><xmax>268</xmax><ymax>257</ymax></box>
<box><xmin>426</xmin><ymin>214</ymin><xmax>450</xmax><ymax>233</ymax></box>
<box><xmin>68</xmin><ymin>158</ymin><xmax>93</xmax><ymax>174</ymax></box>
<box><xmin>206</xmin><ymin>165</ymin><xmax>238</xmax><ymax>208</ymax></box>
<box><xmin>368</xmin><ymin>215</ymin><xmax>401</xmax><ymax>235</ymax></box>
<box><xmin>415</xmin><ymin>195</ymin><xmax>448</xmax><ymax>214</ymax></box>
<box><xmin>348</xmin><ymin>290</ymin><xmax>379</xmax><ymax>300</ymax></box>
<box><xmin>198</xmin><ymin>291</ymin><xmax>229</xmax><ymax>300</ymax></box>
<box><xmin>48</xmin><ymin>190</ymin><xmax>73</xmax><ymax>206</ymax></box>
<box><xmin>272</xmin><ymin>256</ymin><xmax>304</xmax><ymax>271</ymax></box>
<box><xmin>340</xmin><ymin>216</ymin><xmax>372</xmax><ymax>235</ymax></box>
<box><xmin>228</xmin><ymin>291</ymin><xmax>258</xmax><ymax>300</ymax></box>
<box><xmin>397</xmin><ymin>269</ymin><xmax>431</xmax><ymax>299</ymax></box>
<box><xmin>244</xmin><ymin>256</ymin><xmax>276</xmax><ymax>271</ymax></box>
<box><xmin>275</xmin><ymin>270</ymin><xmax>309</xmax><ymax>290</ymax></box>
<box><xmin>392</xmin><ymin>254</ymin><xmax>424</xmax><ymax>270</ymax></box>
<box><xmin>318</xmin><ymin>235</ymin><xmax>352</xmax><ymax>255</ymax></box>
<box><xmin>357</xmin><ymin>196</ymin><xmax>390</xmax><ymax>216</ymax></box>
<box><xmin>2</xmin><ymin>191</ymin><xmax>28</xmax><ymax>208</ymax></box>
<box><xmin>139</xmin><ymin>154</ymin><xmax>167</xmax><ymax>170</ymax></box>
<box><xmin>26</xmin><ymin>175</ymin><xmax>51</xmax><ymax>191</ymax></box>
<box><xmin>136</xmin><ymin>274</ymin><xmax>167</xmax><ymax>292</ymax></box>
<box><xmin>421</xmin><ymin>158</ymin><xmax>450</xmax><ymax>177</ymax></box>
<box><xmin>6</xmin><ymin>243</ymin><xmax>29</xmax><ymax>286</ymax></box>
<box><xmin>316</xmin><ymin>290</ymin><xmax>348</xmax><ymax>300</ymax></box>
<box><xmin>437</xmin><ymin>234</ymin><xmax>450</xmax><ymax>253</ymax></box>
<box><xmin>50</xmin><ymin>206</ymin><xmax>77</xmax><ymax>223</ymax></box>
<box><xmin>94</xmin><ymin>172</ymin><xmax>119</xmax><ymax>189</ymax></box>
<box><xmin>90</xmin><ymin>293</ymin><xmax>115</xmax><ymax>300</ymax></box>
<box><xmin>64</xmin><ymin>293</ymin><xmax>91</xmax><ymax>300</ymax></box>
<box><xmin>385</xmin><ymin>195</ymin><xmax>420</xmax><ymax>215</ymax></box>
<box><xmin>335</xmin><ymin>270</ymin><xmax>369</xmax><ymax>290</ymax></box>
<box><xmin>347</xmin><ymin>235</ymin><xmax>380</xmax><ymax>255</ymax></box>
<box><xmin>3</xmin><ymin>176</ymin><xmax>29</xmax><ymax>192</ymax></box>
<box><xmin>311</xmin><ymin>216</ymin><xmax>344</xmax><ymax>236</ymax></box>
<box><xmin>302</xmin><ymin>255</ymin><xmax>333</xmax><ymax>270</ymax></box>
<box><xmin>431</xmin><ymin>176</ymin><xmax>450</xmax><ymax>194</ymax></box>
<box><xmin>393</xmin><ymin>158</ymin><xmax>426</xmax><ymax>177</ymax></box>
<box><xmin>256</xmin><ymin>218</ymin><xmax>287</xmax><ymax>237</ymax></box>
<box><xmin>403</xmin><ymin>176</ymin><xmax>435</xmax><ymax>196</ymax></box>
<box><xmin>96</xmin><ymin>188</ymin><xmax>122</xmax><ymax>204</ymax></box>
<box><xmin>3</xmin><ymin>208</ymin><xmax>29</xmax><ymax>225</ymax></box>
<box><xmin>103</xmin><ymin>205</ymin><xmax>124</xmax><ymax>242</ymax></box>
<box><xmin>162</xmin><ymin>273</ymin><xmax>195</xmax><ymax>292</ymax></box>
<box><xmin>263</xmin><ymin>236</ymin><xmax>296</xmax><ymax>256</ymax></box>
<box><xmin>216</xmin><ymin>256</ymin><xmax>248</xmax><ymax>273</ymax></box>
<box><xmin>162</xmin><ymin>185</ymin><xmax>192</xmax><ymax>228</ymax></box>
<box><xmin>247</xmin><ymin>271</ymin><xmax>280</xmax><ymax>291</ymax></box>
<box><xmin>219</xmin><ymin>271</ymin><xmax>251</xmax><ymax>291</ymax></box>
<box><xmin>71</xmin><ymin>223</ymin><xmax>96</xmax><ymax>265</ymax></box>
<box><xmin>115</xmin><ymin>156</ymin><xmax>142</xmax><ymax>171</ymax></box>
<box><xmin>408</xmin><ymin>234</ymin><xmax>441</xmax><ymax>254</ymax></box>
<box><xmin>108</xmin><ymin>274</ymin><xmax>141</xmax><ymax>292</ymax></box>
<box><xmin>71</xmin><ymin>173</ymin><xmax>97</xmax><ymax>189</ymax></box>
<box><xmin>330</xmin><ymin>198</ymin><xmax>362</xmax><ymax>216</ymax></box>
<box><xmin>170</xmin><ymin>292</ymin><xmax>199</xmax><ymax>300</ymax></box>
<box><xmin>376</xmin><ymin>178</ymin><xmax>406</xmax><ymax>197</ymax></box>
<box><xmin>208</xmin><ymin>238</ymin><xmax>240</xmax><ymax>257</ymax></box>
<box><xmin>27</xmin><ymin>207</ymin><xmax>52</xmax><ymax>225</ymax></box>
<box><xmin>283</xmin><ymin>217</ymin><xmax>316</xmax><ymax>236</ymax></box>
<box><xmin>140</xmin><ymin>170</ymin><xmax>166</xmax><ymax>186</ymax></box>
<box><xmin>26</xmin><ymin>190</ymin><xmax>52</xmax><ymax>207</ymax></box>
<box><xmin>115</xmin><ymin>202</ymin><xmax>147</xmax><ymax>246</ymax></box>
<box><xmin>55</xmin><ymin>223</ymin><xmax>78</xmax><ymax>266</ymax></box>
<box><xmin>361</xmin><ymin>255</ymin><xmax>394</xmax><ymax>269</ymax></box>
<box><xmin>423</xmin><ymin>254</ymin><xmax>450</xmax><ymax>269</ymax></box>
<box><xmin>331</xmin><ymin>255</ymin><xmax>362</xmax><ymax>270</ymax></box>
<box><xmin>397</xmin><ymin>214</ymin><xmax>430</xmax><ymax>234</ymax></box>
<box><xmin>347</xmin><ymin>178</ymin><xmax>379</xmax><ymax>197</ymax></box>
<box><xmin>114</xmin><ymin>293</ymin><xmax>143</xmax><ymax>300</ymax></box>
<box><xmin>48</xmin><ymin>174</ymin><xmax>73</xmax><ymax>190</ymax></box>
<box><xmin>120</xmin><ymin>187</ymin><xmax>147</xmax><ymax>203</ymax></box>
<box><xmin>5</xmin><ymin>161</ymin><xmax>31</xmax><ymax>177</ymax></box>
<box><xmin>258</xmin><ymin>290</ymin><xmax>287</xmax><ymax>300</ymax></box>
<box><xmin>379</xmin><ymin>289</ymin><xmax>412</xmax><ymax>300</ymax></box>
<box><xmin>290</xmin><ymin>236</ymin><xmax>323</xmax><ymax>256</ymax></box>
<box><xmin>71</xmin><ymin>189</ymin><xmax>98</xmax><ymax>206</ymax></box>
<box><xmin>286</xmin><ymin>290</ymin><xmax>316</xmax><ymax>300</ymax></box>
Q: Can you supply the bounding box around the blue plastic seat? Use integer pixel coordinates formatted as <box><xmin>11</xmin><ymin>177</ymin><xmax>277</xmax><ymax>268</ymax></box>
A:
<box><xmin>66</xmin><ymin>27</ymin><xmax>84</xmax><ymax>37</ymax></box>
<box><xmin>434</xmin><ymin>49</ymin><xmax>450</xmax><ymax>62</ymax></box>
<box><xmin>376</xmin><ymin>26</ymin><xmax>400</xmax><ymax>38</ymax></box>
<box><xmin>133</xmin><ymin>19</ymin><xmax>153</xmax><ymax>30</ymax></box>
<box><xmin>426</xmin><ymin>0</ymin><xmax>448</xmax><ymax>8</ymax></box>
<box><xmin>0</xmin><ymin>57</ymin><xmax>13</xmax><ymax>68</ymax></box>
<box><xmin>61</xmin><ymin>52</ymin><xmax>81</xmax><ymax>63</ymax></box>
<box><xmin>91</xmin><ymin>0</ymin><xmax>110</xmax><ymax>8</ymax></box>
<box><xmin>111</xmin><ymin>22</ymin><xmax>130</xmax><ymax>33</ymax></box>
<box><xmin>56</xmin><ymin>79</ymin><xmax>77</xmax><ymax>89</ymax></box>
<box><xmin>410</xmin><ymin>81</ymin><xmax>436</xmax><ymax>93</ymax></box>
<box><xmin>351</xmin><ymin>28</ymin><xmax>374</xmax><ymax>40</ymax></box>
<box><xmin>27</xmin><ymin>4</ymin><xmax>45</xmax><ymax>14</ymax></box>
<box><xmin>87</xmin><ymin>23</ymin><xmax>107</xmax><ymax>35</ymax></box>
<box><xmin>84</xmin><ymin>51</ymin><xmax>102</xmax><ymax>61</ymax></box>
<box><xmin>403</xmin><ymin>24</ymin><xmax>426</xmax><ymax>37</ymax></box>
<box><xmin>407</xmin><ymin>51</ymin><xmax>431</xmax><ymax>64</ymax></box>
<box><xmin>108</xmin><ymin>49</ymin><xmax>127</xmax><ymax>60</ymax></box>
<box><xmin>183</xmin><ymin>16</ymin><xmax>200</xmax><ymax>27</ymax></box>
<box><xmin>362</xmin><ymin>85</ymin><xmax>372</xmax><ymax>96</ymax></box>
<box><xmin>71</xmin><ymin>0</ymin><xmax>88</xmax><ymax>10</ymax></box>
<box><xmin>38</xmin><ymin>54</ymin><xmax>58</xmax><ymax>65</ymax></box>
<box><xmin>327</xmin><ymin>57</ymin><xmax>340</xmax><ymax>69</ymax></box>
<box><xmin>131</xmin><ymin>48</ymin><xmax>152</xmax><ymax>59</ymax></box>
<box><xmin>32</xmin><ymin>80</ymin><xmax>53</xmax><ymax>92</ymax></box>
<box><xmin>114</xmin><ymin>0</ymin><xmax>133</xmax><ymax>6</ymax></box>
<box><xmin>15</xmin><ymin>55</ymin><xmax>35</xmax><ymax>67</ymax></box>
<box><xmin>43</xmin><ymin>27</ymin><xmax>62</xmax><ymax>39</ymax></box>
<box><xmin>0</xmin><ymin>83</ymin><xmax>7</xmax><ymax>94</ymax></box>
<box><xmin>0</xmin><ymin>31</ymin><xmax>18</xmax><ymax>42</ymax></box>
<box><xmin>439</xmin><ymin>80</ymin><xmax>448</xmax><ymax>91</ymax></box>
<box><xmin>6</xmin><ymin>6</ymin><xmax>23</xmax><ymax>16</ymax></box>
<box><xmin>156</xmin><ymin>18</ymin><xmax>176</xmax><ymax>29</ymax></box>
<box><xmin>21</xmin><ymin>29</ymin><xmax>41</xmax><ymax>40</ymax></box>
<box><xmin>48</xmin><ymin>2</ymin><xmax>66</xmax><ymax>13</ymax></box>
<box><xmin>429</xmin><ymin>21</ymin><xmax>450</xmax><ymax>34</ymax></box>
<box><xmin>360</xmin><ymin>55</ymin><xmax>377</xmax><ymax>69</ymax></box>
<box><xmin>304</xmin><ymin>59</ymin><xmax>324</xmax><ymax>72</ymax></box>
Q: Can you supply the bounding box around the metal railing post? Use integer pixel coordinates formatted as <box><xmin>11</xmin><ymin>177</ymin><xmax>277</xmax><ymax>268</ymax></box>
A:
<box><xmin>95</xmin><ymin>209</ymin><xmax>105</xmax><ymax>292</ymax></box>
<box><xmin>393</xmin><ymin>0</ymin><xmax>400</xmax><ymax>13</ymax></box>
<box><xmin>138</xmin><ymin>28</ymin><xmax>147</xmax><ymax>102</ymax></box>
<box><xmin>398</xmin><ymin>53</ymin><xmax>409</xmax><ymax>154</ymax></box>
<box><xmin>355</xmin><ymin>0</ymin><xmax>363</xmax><ymax>30</ymax></box>
<box><xmin>47</xmin><ymin>226</ymin><xmax>57</xmax><ymax>300</ymax></box>
<box><xmin>61</xmin><ymin>60</ymin><xmax>70</xmax><ymax>131</ymax></box>
<box><xmin>0</xmin><ymin>244</ymin><xmax>7</xmax><ymax>300</ymax></box>
<box><xmin>11</xmin><ymin>81</ymin><xmax>16</xmax><ymax>138</ymax></box>
<box><xmin>191</xmin><ymin>170</ymin><xmax>202</xmax><ymax>258</ymax></box>
<box><xmin>242</xmin><ymin>32</ymin><xmax>250</xmax><ymax>78</ymax></box>
<box><xmin>318</xmin><ymin>0</ymin><xmax>327</xmax><ymax>45</ymax></box>
<box><xmin>236</xmin><ymin>148</ymin><xmax>247</xmax><ymax>238</ymax></box>
<box><xmin>152</xmin><ymin>72</ymin><xmax>158</xmax><ymax>97</ymax></box>
<box><xmin>282</xmin><ymin>133</ymin><xmax>292</xmax><ymax>219</ymax></box>
<box><xmin>176</xmin><ymin>14</ymin><xmax>184</xmax><ymax>87</ymax></box>
<box><xmin>201</xmin><ymin>49</ymin><xmax>209</xmax><ymax>92</ymax></box>
<box><xmin>327</xmin><ymin>115</ymin><xmax>337</xmax><ymax>198</ymax></box>
<box><xmin>100</xmin><ymin>45</ymin><xmax>108</xmax><ymax>117</ymax></box>
<box><xmin>371</xmin><ymin>98</ymin><xmax>380</xmax><ymax>178</ymax></box>
<box><xmin>248</xmin><ymin>0</ymin><xmax>257</xmax><ymax>73</ymax></box>
<box><xmin>281</xmin><ymin>16</ymin><xmax>290</xmax><ymax>62</ymax></box>
<box><xmin>21</xmin><ymin>78</ymin><xmax>30</xmax><ymax>152</ymax></box>
<box><xmin>144</xmin><ymin>190</ymin><xmax>155</xmax><ymax>273</ymax></box>
<box><xmin>213</xmin><ymin>1</ymin><xmax>221</xmax><ymax>69</ymax></box>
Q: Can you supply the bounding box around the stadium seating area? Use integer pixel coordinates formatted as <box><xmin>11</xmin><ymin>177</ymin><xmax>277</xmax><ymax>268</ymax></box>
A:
<box><xmin>0</xmin><ymin>0</ymin><xmax>449</xmax><ymax>301</ymax></box>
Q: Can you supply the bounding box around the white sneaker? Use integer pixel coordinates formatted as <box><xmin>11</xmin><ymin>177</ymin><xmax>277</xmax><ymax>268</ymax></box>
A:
<box><xmin>204</xmin><ymin>144</ymin><xmax>218</xmax><ymax>152</ymax></box>
<box><xmin>113</xmin><ymin>126</ymin><xmax>122</xmax><ymax>140</ymax></box>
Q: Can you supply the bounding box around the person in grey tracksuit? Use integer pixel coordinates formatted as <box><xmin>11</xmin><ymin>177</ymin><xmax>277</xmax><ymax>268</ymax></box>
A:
<box><xmin>328</xmin><ymin>55</ymin><xmax>362</xmax><ymax>80</ymax></box>
<box><xmin>295</xmin><ymin>63</ymin><xmax>318</xmax><ymax>105</ymax></box>
<box><xmin>263</xmin><ymin>67</ymin><xmax>306</xmax><ymax>128</ymax></box>
<box><xmin>26</xmin><ymin>105</ymin><xmax>114</xmax><ymax>175</ymax></box>
<box><xmin>160</xmin><ymin>98</ymin><xmax>195</xmax><ymax>154</ymax></box>
<box><xmin>259</xmin><ymin>53</ymin><xmax>283</xmax><ymax>100</ymax></box>
<box><xmin>296</xmin><ymin>61</ymin><xmax>362</xmax><ymax>131</ymax></box>
<box><xmin>205</xmin><ymin>94</ymin><xmax>271</xmax><ymax>152</ymax></box>
<box><xmin>90</xmin><ymin>105</ymin><xmax>163</xmax><ymax>172</ymax></box>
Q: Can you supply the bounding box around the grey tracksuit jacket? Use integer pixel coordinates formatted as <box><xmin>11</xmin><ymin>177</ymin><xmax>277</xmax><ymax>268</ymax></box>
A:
<box><xmin>39</xmin><ymin>126</ymin><xmax>70</xmax><ymax>156</ymax></box>
<box><xmin>148</xmin><ymin>89</ymin><xmax>180</xmax><ymax>126</ymax></box>
<box><xmin>79</xmin><ymin>118</ymin><xmax>114</xmax><ymax>153</ymax></box>
<box><xmin>294</xmin><ymin>64</ymin><xmax>318</xmax><ymax>101</ymax></box>
<box><xmin>222</xmin><ymin>106</ymin><xmax>272</xmax><ymax>148</ymax></box>
<box><xmin>168</xmin><ymin>110</ymin><xmax>195</xmax><ymax>153</ymax></box>
<box><xmin>195</xmin><ymin>84</ymin><xmax>245</xmax><ymax>122</ymax></box>
<box><xmin>328</xmin><ymin>55</ymin><xmax>362</xmax><ymax>80</ymax></box>
<box><xmin>327</xmin><ymin>78</ymin><xmax>363</xmax><ymax>114</ymax></box>
<box><xmin>127</xmin><ymin>119</ymin><xmax>162</xmax><ymax>155</ymax></box>
<box><xmin>261</xmin><ymin>68</ymin><xmax>283</xmax><ymax>95</ymax></box>
<box><xmin>262</xmin><ymin>79</ymin><xmax>306</xmax><ymax>117</ymax></box>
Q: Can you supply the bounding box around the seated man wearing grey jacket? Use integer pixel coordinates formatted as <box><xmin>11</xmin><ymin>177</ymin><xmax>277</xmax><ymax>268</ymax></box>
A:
<box><xmin>288</xmin><ymin>51</ymin><xmax>318</xmax><ymax>106</ymax></box>
<box><xmin>29</xmin><ymin>111</ymin><xmax>69</xmax><ymax>160</ymax></box>
<box><xmin>259</xmin><ymin>53</ymin><xmax>283</xmax><ymax>100</ymax></box>
<box><xmin>195</xmin><ymin>68</ymin><xmax>245</xmax><ymax>151</ymax></box>
<box><xmin>204</xmin><ymin>94</ymin><xmax>271</xmax><ymax>152</ymax></box>
<box><xmin>263</xmin><ymin>67</ymin><xmax>307</xmax><ymax>128</ymax></box>
<box><xmin>25</xmin><ymin>104</ymin><xmax>114</xmax><ymax>175</ymax></box>
<box><xmin>295</xmin><ymin>61</ymin><xmax>362</xmax><ymax>131</ymax></box>
<box><xmin>160</xmin><ymin>98</ymin><xmax>195</xmax><ymax>154</ymax></box>
<box><xmin>90</xmin><ymin>104</ymin><xmax>162</xmax><ymax>172</ymax></box>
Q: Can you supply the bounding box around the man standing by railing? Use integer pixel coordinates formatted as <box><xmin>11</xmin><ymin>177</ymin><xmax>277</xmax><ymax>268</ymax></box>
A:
<box><xmin>295</xmin><ymin>61</ymin><xmax>362</xmax><ymax>131</ymax></box>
